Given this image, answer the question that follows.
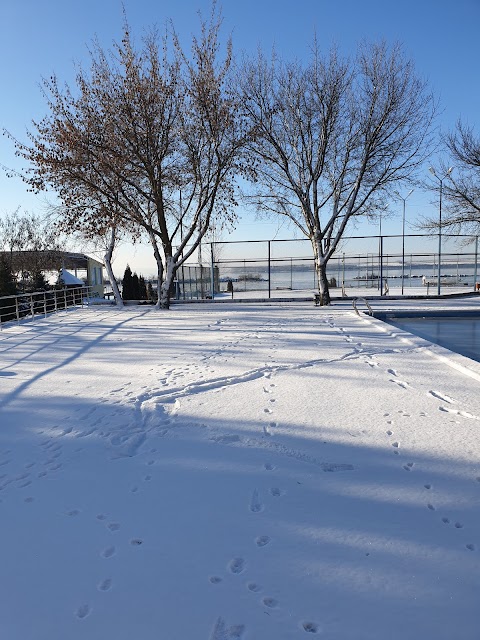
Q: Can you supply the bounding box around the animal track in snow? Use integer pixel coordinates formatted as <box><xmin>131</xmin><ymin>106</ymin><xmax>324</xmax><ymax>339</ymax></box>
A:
<box><xmin>107</xmin><ymin>522</ymin><xmax>120</xmax><ymax>532</ymax></box>
<box><xmin>98</xmin><ymin>578</ymin><xmax>112</xmax><ymax>591</ymax></box>
<box><xmin>264</xmin><ymin>463</ymin><xmax>275</xmax><ymax>471</ymax></box>
<box><xmin>263</xmin><ymin>408</ymin><xmax>273</xmax><ymax>414</ymax></box>
<box><xmin>427</xmin><ymin>503</ymin><xmax>435</xmax><ymax>511</ymax></box>
<box><xmin>269</xmin><ymin>487</ymin><xmax>284</xmax><ymax>497</ymax></box>
<box><xmin>66</xmin><ymin>509</ymin><xmax>80</xmax><ymax>517</ymax></box>
<box><xmin>424</xmin><ymin>484</ymin><xmax>432</xmax><ymax>490</ymax></box>
<box><xmin>262</xmin><ymin>597</ymin><xmax>278</xmax><ymax>608</ymax></box>
<box><xmin>454</xmin><ymin>522</ymin><xmax>464</xmax><ymax>529</ymax></box>
<box><xmin>101</xmin><ymin>546</ymin><xmax>116</xmax><ymax>558</ymax></box>
<box><xmin>209</xmin><ymin>617</ymin><xmax>245</xmax><ymax>640</ymax></box>
<box><xmin>228</xmin><ymin>557</ymin><xmax>245</xmax><ymax>574</ymax></box>
<box><xmin>387</xmin><ymin>369</ymin><xmax>397</xmax><ymax>376</ymax></box>
<box><xmin>386</xmin><ymin>430</ymin><xmax>393</xmax><ymax>436</ymax></box>
<box><xmin>247</xmin><ymin>582</ymin><xmax>262</xmax><ymax>592</ymax></box>
<box><xmin>390</xmin><ymin>379</ymin><xmax>410</xmax><ymax>390</ymax></box>
<box><xmin>402</xmin><ymin>463</ymin><xmax>414</xmax><ymax>471</ymax></box>
<box><xmin>255</xmin><ymin>535</ymin><xmax>271</xmax><ymax>547</ymax></box>
<box><xmin>130</xmin><ymin>538</ymin><xmax>143</xmax><ymax>546</ymax></box>
<box><xmin>466</xmin><ymin>544</ymin><xmax>476</xmax><ymax>551</ymax></box>
<box><xmin>428</xmin><ymin>390</ymin><xmax>455</xmax><ymax>403</ymax></box>
<box><xmin>392</xmin><ymin>442</ymin><xmax>399</xmax><ymax>449</ymax></box>
<box><xmin>442</xmin><ymin>517</ymin><xmax>450</xmax><ymax>524</ymax></box>
<box><xmin>209</xmin><ymin>576</ymin><xmax>223</xmax><ymax>584</ymax></box>
<box><xmin>250</xmin><ymin>489</ymin><xmax>263</xmax><ymax>513</ymax></box>
<box><xmin>302</xmin><ymin>621</ymin><xmax>320</xmax><ymax>634</ymax></box>
<box><xmin>75</xmin><ymin>604</ymin><xmax>91</xmax><ymax>619</ymax></box>
<box><xmin>439</xmin><ymin>406</ymin><xmax>478</xmax><ymax>420</ymax></box>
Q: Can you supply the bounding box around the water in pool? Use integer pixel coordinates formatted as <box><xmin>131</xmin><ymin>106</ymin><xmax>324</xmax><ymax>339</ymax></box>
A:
<box><xmin>386</xmin><ymin>316</ymin><xmax>480</xmax><ymax>363</ymax></box>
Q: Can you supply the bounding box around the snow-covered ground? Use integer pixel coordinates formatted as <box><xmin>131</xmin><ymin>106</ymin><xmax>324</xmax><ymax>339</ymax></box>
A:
<box><xmin>1</xmin><ymin>301</ymin><xmax>479</xmax><ymax>640</ymax></box>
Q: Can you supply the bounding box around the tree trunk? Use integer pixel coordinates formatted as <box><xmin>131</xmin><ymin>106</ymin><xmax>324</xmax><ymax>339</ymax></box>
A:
<box><xmin>315</xmin><ymin>261</ymin><xmax>331</xmax><ymax>305</ymax></box>
<box><xmin>104</xmin><ymin>228</ymin><xmax>123</xmax><ymax>307</ymax></box>
<box><xmin>158</xmin><ymin>255</ymin><xmax>175</xmax><ymax>310</ymax></box>
<box><xmin>312</xmin><ymin>236</ymin><xmax>331</xmax><ymax>305</ymax></box>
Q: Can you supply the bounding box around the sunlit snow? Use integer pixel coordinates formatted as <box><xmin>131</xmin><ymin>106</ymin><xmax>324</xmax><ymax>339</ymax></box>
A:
<box><xmin>0</xmin><ymin>301</ymin><xmax>479</xmax><ymax>640</ymax></box>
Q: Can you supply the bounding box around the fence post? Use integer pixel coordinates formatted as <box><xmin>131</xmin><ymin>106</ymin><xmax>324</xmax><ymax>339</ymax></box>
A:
<box><xmin>30</xmin><ymin>294</ymin><xmax>34</xmax><ymax>318</ymax></box>
<box><xmin>474</xmin><ymin>236</ymin><xmax>478</xmax><ymax>291</ymax></box>
<box><xmin>210</xmin><ymin>243</ymin><xmax>215</xmax><ymax>300</ymax></box>
<box><xmin>44</xmin><ymin>292</ymin><xmax>47</xmax><ymax>318</ymax></box>
<box><xmin>15</xmin><ymin>297</ymin><xmax>20</xmax><ymax>323</ymax></box>
<box><xmin>268</xmin><ymin>241</ymin><xmax>271</xmax><ymax>299</ymax></box>
<box><xmin>379</xmin><ymin>236</ymin><xmax>384</xmax><ymax>295</ymax></box>
<box><xmin>64</xmin><ymin>288</ymin><xmax>67</xmax><ymax>310</ymax></box>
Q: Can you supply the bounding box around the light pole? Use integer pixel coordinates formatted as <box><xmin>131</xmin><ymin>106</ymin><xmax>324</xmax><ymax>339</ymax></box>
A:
<box><xmin>395</xmin><ymin>189</ymin><xmax>414</xmax><ymax>295</ymax></box>
<box><xmin>429</xmin><ymin>167</ymin><xmax>453</xmax><ymax>295</ymax></box>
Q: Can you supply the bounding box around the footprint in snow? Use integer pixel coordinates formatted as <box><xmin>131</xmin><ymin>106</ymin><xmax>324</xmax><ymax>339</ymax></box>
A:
<box><xmin>98</xmin><ymin>578</ymin><xmax>112</xmax><ymax>592</ymax></box>
<box><xmin>228</xmin><ymin>557</ymin><xmax>245</xmax><ymax>574</ymax></box>
<box><xmin>75</xmin><ymin>604</ymin><xmax>91</xmax><ymax>619</ymax></box>
<box><xmin>250</xmin><ymin>489</ymin><xmax>263</xmax><ymax>513</ymax></box>
<box><xmin>264</xmin><ymin>463</ymin><xmax>275</xmax><ymax>471</ymax></box>
<box><xmin>247</xmin><ymin>582</ymin><xmax>262</xmax><ymax>592</ymax></box>
<box><xmin>403</xmin><ymin>463</ymin><xmax>414</xmax><ymax>471</ymax></box>
<box><xmin>262</xmin><ymin>597</ymin><xmax>278</xmax><ymax>609</ymax></box>
<box><xmin>269</xmin><ymin>487</ymin><xmax>284</xmax><ymax>497</ymax></box>
<box><xmin>101</xmin><ymin>546</ymin><xmax>116</xmax><ymax>558</ymax></box>
<box><xmin>255</xmin><ymin>535</ymin><xmax>271</xmax><ymax>547</ymax></box>
<box><xmin>428</xmin><ymin>390</ymin><xmax>455</xmax><ymax>403</ymax></box>
<box><xmin>439</xmin><ymin>406</ymin><xmax>478</xmax><ymax>420</ymax></box>
<box><xmin>209</xmin><ymin>617</ymin><xmax>245</xmax><ymax>640</ymax></box>
<box><xmin>302</xmin><ymin>621</ymin><xmax>320</xmax><ymax>634</ymax></box>
<box><xmin>390</xmin><ymin>379</ymin><xmax>410</xmax><ymax>390</ymax></box>
<box><xmin>209</xmin><ymin>576</ymin><xmax>223</xmax><ymax>584</ymax></box>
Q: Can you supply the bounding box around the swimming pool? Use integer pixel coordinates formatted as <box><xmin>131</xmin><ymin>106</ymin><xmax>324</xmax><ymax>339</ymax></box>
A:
<box><xmin>375</xmin><ymin>311</ymin><xmax>480</xmax><ymax>363</ymax></box>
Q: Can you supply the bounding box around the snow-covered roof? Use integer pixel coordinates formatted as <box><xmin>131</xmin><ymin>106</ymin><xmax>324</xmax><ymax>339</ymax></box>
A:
<box><xmin>58</xmin><ymin>268</ymin><xmax>84</xmax><ymax>286</ymax></box>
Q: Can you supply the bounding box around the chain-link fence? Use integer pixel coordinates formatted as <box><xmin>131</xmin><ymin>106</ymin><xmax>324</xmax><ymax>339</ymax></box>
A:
<box><xmin>174</xmin><ymin>233</ymin><xmax>480</xmax><ymax>300</ymax></box>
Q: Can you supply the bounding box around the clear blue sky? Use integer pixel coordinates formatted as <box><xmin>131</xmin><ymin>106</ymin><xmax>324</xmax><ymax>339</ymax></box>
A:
<box><xmin>1</xmin><ymin>0</ymin><xmax>479</xmax><ymax>275</ymax></box>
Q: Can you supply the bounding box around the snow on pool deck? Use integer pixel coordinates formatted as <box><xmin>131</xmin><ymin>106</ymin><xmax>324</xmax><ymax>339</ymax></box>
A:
<box><xmin>0</xmin><ymin>300</ymin><xmax>479</xmax><ymax>640</ymax></box>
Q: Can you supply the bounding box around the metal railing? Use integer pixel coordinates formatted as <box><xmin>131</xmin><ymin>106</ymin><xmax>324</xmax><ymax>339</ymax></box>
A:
<box><xmin>0</xmin><ymin>286</ymin><xmax>97</xmax><ymax>329</ymax></box>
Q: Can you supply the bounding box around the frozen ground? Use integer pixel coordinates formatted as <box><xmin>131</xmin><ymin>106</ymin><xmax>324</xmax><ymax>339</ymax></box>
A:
<box><xmin>0</xmin><ymin>301</ymin><xmax>480</xmax><ymax>639</ymax></box>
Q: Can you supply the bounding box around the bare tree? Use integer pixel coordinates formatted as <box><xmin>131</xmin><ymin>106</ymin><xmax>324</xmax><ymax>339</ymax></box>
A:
<box><xmin>5</xmin><ymin>6</ymin><xmax>246</xmax><ymax>308</ymax></box>
<box><xmin>0</xmin><ymin>209</ymin><xmax>63</xmax><ymax>288</ymax></box>
<box><xmin>238</xmin><ymin>41</ymin><xmax>436</xmax><ymax>304</ymax></box>
<box><xmin>427</xmin><ymin>122</ymin><xmax>480</xmax><ymax>235</ymax></box>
